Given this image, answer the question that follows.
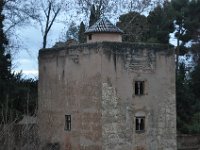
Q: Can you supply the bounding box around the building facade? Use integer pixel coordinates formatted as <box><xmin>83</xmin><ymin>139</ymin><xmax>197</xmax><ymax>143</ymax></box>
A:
<box><xmin>38</xmin><ymin>18</ymin><xmax>176</xmax><ymax>150</ymax></box>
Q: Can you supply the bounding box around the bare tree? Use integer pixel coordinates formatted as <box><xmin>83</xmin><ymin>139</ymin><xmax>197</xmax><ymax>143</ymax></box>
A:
<box><xmin>2</xmin><ymin>0</ymin><xmax>39</xmax><ymax>56</ymax></box>
<box><xmin>41</xmin><ymin>0</ymin><xmax>61</xmax><ymax>48</ymax></box>
<box><xmin>33</xmin><ymin>0</ymin><xmax>76</xmax><ymax>49</ymax></box>
<box><xmin>37</xmin><ymin>0</ymin><xmax>66</xmax><ymax>49</ymax></box>
<box><xmin>78</xmin><ymin>0</ymin><xmax>114</xmax><ymax>17</ymax></box>
<box><xmin>4</xmin><ymin>0</ymin><xmax>40</xmax><ymax>33</ymax></box>
<box><xmin>78</xmin><ymin>0</ymin><xmax>110</xmax><ymax>16</ymax></box>
<box><xmin>77</xmin><ymin>0</ymin><xmax>164</xmax><ymax>24</ymax></box>
<box><xmin>4</xmin><ymin>0</ymin><xmax>70</xmax><ymax>49</ymax></box>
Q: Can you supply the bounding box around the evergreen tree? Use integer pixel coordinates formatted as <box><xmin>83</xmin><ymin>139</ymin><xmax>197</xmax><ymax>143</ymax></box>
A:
<box><xmin>66</xmin><ymin>22</ymin><xmax>79</xmax><ymax>40</ymax></box>
<box><xmin>0</xmin><ymin>0</ymin><xmax>10</xmax><ymax>104</ymax></box>
<box><xmin>173</xmin><ymin>1</ymin><xmax>200</xmax><ymax>133</ymax></box>
<box><xmin>176</xmin><ymin>61</ymin><xmax>200</xmax><ymax>133</ymax></box>
<box><xmin>0</xmin><ymin>0</ymin><xmax>14</xmax><ymax>123</ymax></box>
<box><xmin>187</xmin><ymin>0</ymin><xmax>200</xmax><ymax>43</ymax></box>
<box><xmin>178</xmin><ymin>62</ymin><xmax>200</xmax><ymax>134</ymax></box>
<box><xmin>89</xmin><ymin>5</ymin><xmax>96</xmax><ymax>27</ymax></box>
<box><xmin>78</xmin><ymin>21</ymin><xmax>86</xmax><ymax>43</ymax></box>
<box><xmin>0</xmin><ymin>0</ymin><xmax>10</xmax><ymax>81</ymax></box>
<box><xmin>170</xmin><ymin>0</ymin><xmax>200</xmax><ymax>72</ymax></box>
<box><xmin>89</xmin><ymin>4</ymin><xmax>100</xmax><ymax>27</ymax></box>
<box><xmin>191</xmin><ymin>63</ymin><xmax>200</xmax><ymax>101</ymax></box>
<box><xmin>171</xmin><ymin>0</ymin><xmax>192</xmax><ymax>71</ymax></box>
<box><xmin>147</xmin><ymin>2</ymin><xmax>174</xmax><ymax>44</ymax></box>
<box><xmin>176</xmin><ymin>63</ymin><xmax>196</xmax><ymax>133</ymax></box>
<box><xmin>12</xmin><ymin>76</ymin><xmax>38</xmax><ymax>116</ymax></box>
<box><xmin>0</xmin><ymin>0</ymin><xmax>38</xmax><ymax>123</ymax></box>
<box><xmin>116</xmin><ymin>12</ymin><xmax>148</xmax><ymax>42</ymax></box>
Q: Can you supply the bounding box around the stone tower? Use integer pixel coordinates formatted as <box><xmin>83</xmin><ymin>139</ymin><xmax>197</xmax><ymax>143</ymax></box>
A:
<box><xmin>85</xmin><ymin>17</ymin><xmax>123</xmax><ymax>43</ymax></box>
<box><xmin>38</xmin><ymin>18</ymin><xmax>177</xmax><ymax>150</ymax></box>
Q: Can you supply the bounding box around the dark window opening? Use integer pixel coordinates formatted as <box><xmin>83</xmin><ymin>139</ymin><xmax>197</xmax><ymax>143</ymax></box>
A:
<box><xmin>65</xmin><ymin>115</ymin><xmax>71</xmax><ymax>131</ymax></box>
<box><xmin>135</xmin><ymin>117</ymin><xmax>145</xmax><ymax>132</ymax></box>
<box><xmin>88</xmin><ymin>34</ymin><xmax>92</xmax><ymax>40</ymax></box>
<box><xmin>135</xmin><ymin>81</ymin><xmax>144</xmax><ymax>95</ymax></box>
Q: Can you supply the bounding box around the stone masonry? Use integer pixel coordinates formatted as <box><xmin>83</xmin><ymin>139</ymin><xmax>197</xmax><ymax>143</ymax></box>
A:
<box><xmin>38</xmin><ymin>42</ymin><xmax>177</xmax><ymax>150</ymax></box>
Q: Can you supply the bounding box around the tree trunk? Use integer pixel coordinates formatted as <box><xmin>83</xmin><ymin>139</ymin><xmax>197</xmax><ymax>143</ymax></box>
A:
<box><xmin>43</xmin><ymin>33</ymin><xmax>47</xmax><ymax>49</ymax></box>
<box><xmin>176</xmin><ymin>37</ymin><xmax>180</xmax><ymax>75</ymax></box>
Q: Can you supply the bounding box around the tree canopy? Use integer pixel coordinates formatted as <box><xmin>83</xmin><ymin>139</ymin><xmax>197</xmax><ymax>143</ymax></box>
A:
<box><xmin>0</xmin><ymin>0</ymin><xmax>37</xmax><ymax>124</ymax></box>
<box><xmin>117</xmin><ymin>12</ymin><xmax>148</xmax><ymax>42</ymax></box>
<box><xmin>147</xmin><ymin>2</ymin><xmax>174</xmax><ymax>44</ymax></box>
<box><xmin>78</xmin><ymin>21</ymin><xmax>86</xmax><ymax>43</ymax></box>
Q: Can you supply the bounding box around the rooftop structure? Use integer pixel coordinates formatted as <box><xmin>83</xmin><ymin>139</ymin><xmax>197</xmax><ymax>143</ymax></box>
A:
<box><xmin>85</xmin><ymin>17</ymin><xmax>123</xmax><ymax>43</ymax></box>
<box><xmin>85</xmin><ymin>17</ymin><xmax>123</xmax><ymax>34</ymax></box>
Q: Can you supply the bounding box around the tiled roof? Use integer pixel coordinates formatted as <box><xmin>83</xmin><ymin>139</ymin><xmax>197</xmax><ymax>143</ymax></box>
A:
<box><xmin>85</xmin><ymin>17</ymin><xmax>123</xmax><ymax>34</ymax></box>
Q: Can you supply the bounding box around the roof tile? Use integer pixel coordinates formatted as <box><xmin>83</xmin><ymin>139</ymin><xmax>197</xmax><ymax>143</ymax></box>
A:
<box><xmin>85</xmin><ymin>17</ymin><xmax>123</xmax><ymax>34</ymax></box>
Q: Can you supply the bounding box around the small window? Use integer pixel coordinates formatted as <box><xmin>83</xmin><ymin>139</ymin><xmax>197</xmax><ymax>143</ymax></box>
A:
<box><xmin>135</xmin><ymin>117</ymin><xmax>145</xmax><ymax>132</ymax></box>
<box><xmin>65</xmin><ymin>115</ymin><xmax>71</xmax><ymax>131</ymax></box>
<box><xmin>88</xmin><ymin>34</ymin><xmax>92</xmax><ymax>40</ymax></box>
<box><xmin>135</xmin><ymin>81</ymin><xmax>144</xmax><ymax>95</ymax></box>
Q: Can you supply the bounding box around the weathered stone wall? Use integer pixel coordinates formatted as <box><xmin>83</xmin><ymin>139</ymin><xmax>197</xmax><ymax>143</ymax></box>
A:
<box><xmin>100</xmin><ymin>43</ymin><xmax>176</xmax><ymax>150</ymax></box>
<box><xmin>39</xmin><ymin>44</ymin><xmax>103</xmax><ymax>150</ymax></box>
<box><xmin>38</xmin><ymin>42</ymin><xmax>176</xmax><ymax>150</ymax></box>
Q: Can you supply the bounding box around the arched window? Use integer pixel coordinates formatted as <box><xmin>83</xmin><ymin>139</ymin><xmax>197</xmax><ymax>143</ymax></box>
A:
<box><xmin>135</xmin><ymin>111</ymin><xmax>145</xmax><ymax>133</ymax></box>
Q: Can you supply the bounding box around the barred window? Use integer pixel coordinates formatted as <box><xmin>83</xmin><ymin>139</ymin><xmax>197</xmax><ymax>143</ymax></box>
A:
<box><xmin>135</xmin><ymin>81</ymin><xmax>145</xmax><ymax>95</ymax></box>
<box><xmin>135</xmin><ymin>117</ymin><xmax>145</xmax><ymax>132</ymax></box>
<box><xmin>65</xmin><ymin>115</ymin><xmax>71</xmax><ymax>131</ymax></box>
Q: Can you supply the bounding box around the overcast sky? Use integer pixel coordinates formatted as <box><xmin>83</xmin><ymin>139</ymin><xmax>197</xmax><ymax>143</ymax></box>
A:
<box><xmin>13</xmin><ymin>22</ymin><xmax>64</xmax><ymax>79</ymax></box>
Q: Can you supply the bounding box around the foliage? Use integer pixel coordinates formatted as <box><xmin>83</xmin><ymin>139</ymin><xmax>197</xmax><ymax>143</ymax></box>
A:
<box><xmin>78</xmin><ymin>21</ymin><xmax>86</xmax><ymax>43</ymax></box>
<box><xmin>191</xmin><ymin>63</ymin><xmax>200</xmax><ymax>102</ymax></box>
<box><xmin>116</xmin><ymin>12</ymin><xmax>148</xmax><ymax>42</ymax></box>
<box><xmin>176</xmin><ymin>63</ymin><xmax>195</xmax><ymax>133</ymax></box>
<box><xmin>187</xmin><ymin>0</ymin><xmax>200</xmax><ymax>43</ymax></box>
<box><xmin>117</xmin><ymin>3</ymin><xmax>174</xmax><ymax>44</ymax></box>
<box><xmin>187</xmin><ymin>112</ymin><xmax>200</xmax><ymax>133</ymax></box>
<box><xmin>171</xmin><ymin>0</ymin><xmax>191</xmax><ymax>55</ymax></box>
<box><xmin>66</xmin><ymin>22</ymin><xmax>79</xmax><ymax>41</ymax></box>
<box><xmin>170</xmin><ymin>0</ymin><xmax>200</xmax><ymax>73</ymax></box>
<box><xmin>0</xmin><ymin>0</ymin><xmax>12</xmax><ymax>123</ymax></box>
<box><xmin>89</xmin><ymin>4</ymin><xmax>100</xmax><ymax>27</ymax></box>
<box><xmin>177</xmin><ymin>62</ymin><xmax>200</xmax><ymax>134</ymax></box>
<box><xmin>78</xmin><ymin>0</ymin><xmax>110</xmax><ymax>17</ymax></box>
<box><xmin>12</xmin><ymin>75</ymin><xmax>38</xmax><ymax>116</ymax></box>
<box><xmin>176</xmin><ymin>0</ymin><xmax>200</xmax><ymax>134</ymax></box>
<box><xmin>0</xmin><ymin>0</ymin><xmax>37</xmax><ymax>124</ymax></box>
<box><xmin>0</xmin><ymin>72</ymin><xmax>38</xmax><ymax>124</ymax></box>
<box><xmin>78</xmin><ymin>0</ymin><xmax>159</xmax><ymax>19</ymax></box>
<box><xmin>0</xmin><ymin>0</ymin><xmax>10</xmax><ymax>81</ymax></box>
<box><xmin>147</xmin><ymin>2</ymin><xmax>174</xmax><ymax>44</ymax></box>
